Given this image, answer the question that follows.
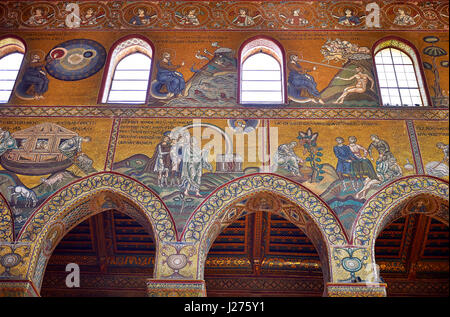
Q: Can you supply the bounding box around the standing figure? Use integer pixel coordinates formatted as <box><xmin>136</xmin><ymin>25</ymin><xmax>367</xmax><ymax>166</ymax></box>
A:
<box><xmin>154</xmin><ymin>52</ymin><xmax>186</xmax><ymax>97</ymax></box>
<box><xmin>425</xmin><ymin>142</ymin><xmax>449</xmax><ymax>178</ymax></box>
<box><xmin>146</xmin><ymin>135</ymin><xmax>173</xmax><ymax>187</ymax></box>
<box><xmin>367</xmin><ymin>134</ymin><xmax>397</xmax><ymax>182</ymax></box>
<box><xmin>333</xmin><ymin>137</ymin><xmax>359</xmax><ymax>179</ymax></box>
<box><xmin>335</xmin><ymin>67</ymin><xmax>375</xmax><ymax>104</ymax></box>
<box><xmin>170</xmin><ymin>130</ymin><xmax>190</xmax><ymax>186</ymax></box>
<box><xmin>287</xmin><ymin>54</ymin><xmax>324</xmax><ymax>104</ymax></box>
<box><xmin>348</xmin><ymin>136</ymin><xmax>379</xmax><ymax>180</ymax></box>
<box><xmin>180</xmin><ymin>137</ymin><xmax>212</xmax><ymax>197</ymax></box>
<box><xmin>436</xmin><ymin>142</ymin><xmax>449</xmax><ymax>165</ymax></box>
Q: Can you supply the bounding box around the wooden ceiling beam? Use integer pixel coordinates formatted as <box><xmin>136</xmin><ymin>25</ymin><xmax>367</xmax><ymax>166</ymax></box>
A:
<box><xmin>89</xmin><ymin>213</ymin><xmax>110</xmax><ymax>273</ymax></box>
<box><xmin>406</xmin><ymin>214</ymin><xmax>432</xmax><ymax>279</ymax></box>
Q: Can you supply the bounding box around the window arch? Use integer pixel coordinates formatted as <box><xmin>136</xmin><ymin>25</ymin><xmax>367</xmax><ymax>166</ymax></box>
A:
<box><xmin>373</xmin><ymin>38</ymin><xmax>429</xmax><ymax>107</ymax></box>
<box><xmin>99</xmin><ymin>36</ymin><xmax>154</xmax><ymax>104</ymax></box>
<box><xmin>238</xmin><ymin>37</ymin><xmax>286</xmax><ymax>104</ymax></box>
<box><xmin>0</xmin><ymin>36</ymin><xmax>26</xmax><ymax>103</ymax></box>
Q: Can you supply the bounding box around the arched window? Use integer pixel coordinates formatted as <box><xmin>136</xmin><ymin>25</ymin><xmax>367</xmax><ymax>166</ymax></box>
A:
<box><xmin>373</xmin><ymin>38</ymin><xmax>429</xmax><ymax>107</ymax></box>
<box><xmin>239</xmin><ymin>37</ymin><xmax>286</xmax><ymax>104</ymax></box>
<box><xmin>99</xmin><ymin>36</ymin><xmax>153</xmax><ymax>104</ymax></box>
<box><xmin>0</xmin><ymin>37</ymin><xmax>26</xmax><ymax>103</ymax></box>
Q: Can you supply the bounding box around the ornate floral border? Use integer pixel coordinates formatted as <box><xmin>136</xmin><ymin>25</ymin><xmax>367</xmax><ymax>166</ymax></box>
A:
<box><xmin>0</xmin><ymin>1</ymin><xmax>448</xmax><ymax>31</ymax></box>
<box><xmin>352</xmin><ymin>175</ymin><xmax>449</xmax><ymax>246</ymax></box>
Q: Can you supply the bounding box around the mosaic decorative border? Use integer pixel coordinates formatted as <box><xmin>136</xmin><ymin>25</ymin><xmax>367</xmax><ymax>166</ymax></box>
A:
<box><xmin>352</xmin><ymin>175</ymin><xmax>449</xmax><ymax>246</ymax></box>
<box><xmin>0</xmin><ymin>1</ymin><xmax>448</xmax><ymax>31</ymax></box>
<box><xmin>188</xmin><ymin>173</ymin><xmax>348</xmax><ymax>247</ymax></box>
<box><xmin>0</xmin><ymin>106</ymin><xmax>448</xmax><ymax>121</ymax></box>
<box><xmin>18</xmin><ymin>172</ymin><xmax>177</xmax><ymax>244</ymax></box>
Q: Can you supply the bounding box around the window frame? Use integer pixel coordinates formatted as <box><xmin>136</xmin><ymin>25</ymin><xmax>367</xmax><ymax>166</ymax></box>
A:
<box><xmin>237</xmin><ymin>36</ymin><xmax>287</xmax><ymax>105</ymax></box>
<box><xmin>372</xmin><ymin>37</ymin><xmax>431</xmax><ymax>107</ymax></box>
<box><xmin>98</xmin><ymin>35</ymin><xmax>155</xmax><ymax>105</ymax></box>
<box><xmin>0</xmin><ymin>35</ymin><xmax>27</xmax><ymax>104</ymax></box>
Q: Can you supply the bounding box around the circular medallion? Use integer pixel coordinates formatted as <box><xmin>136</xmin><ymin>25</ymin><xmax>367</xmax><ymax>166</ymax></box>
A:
<box><xmin>342</xmin><ymin>257</ymin><xmax>362</xmax><ymax>272</ymax></box>
<box><xmin>167</xmin><ymin>254</ymin><xmax>188</xmax><ymax>270</ymax></box>
<box><xmin>0</xmin><ymin>253</ymin><xmax>21</xmax><ymax>268</ymax></box>
<box><xmin>45</xmin><ymin>39</ymin><xmax>106</xmax><ymax>81</ymax></box>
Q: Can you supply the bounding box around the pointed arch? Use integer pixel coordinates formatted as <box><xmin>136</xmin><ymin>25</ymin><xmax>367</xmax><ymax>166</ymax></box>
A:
<box><xmin>238</xmin><ymin>36</ymin><xmax>287</xmax><ymax>104</ymax></box>
<box><xmin>372</xmin><ymin>36</ymin><xmax>431</xmax><ymax>107</ymax></box>
<box><xmin>182</xmin><ymin>173</ymin><xmax>348</xmax><ymax>279</ymax></box>
<box><xmin>200</xmin><ymin>190</ymin><xmax>333</xmax><ymax>284</ymax></box>
<box><xmin>16</xmin><ymin>172</ymin><xmax>177</xmax><ymax>291</ymax></box>
<box><xmin>352</xmin><ymin>175</ymin><xmax>449</xmax><ymax>246</ymax></box>
<box><xmin>0</xmin><ymin>35</ymin><xmax>26</xmax><ymax>104</ymax></box>
<box><xmin>18</xmin><ymin>172</ymin><xmax>176</xmax><ymax>244</ymax></box>
<box><xmin>98</xmin><ymin>35</ymin><xmax>155</xmax><ymax>104</ymax></box>
<box><xmin>24</xmin><ymin>190</ymin><xmax>160</xmax><ymax>291</ymax></box>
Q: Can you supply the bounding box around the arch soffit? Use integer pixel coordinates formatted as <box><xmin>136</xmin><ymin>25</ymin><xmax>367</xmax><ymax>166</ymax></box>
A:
<box><xmin>351</xmin><ymin>175</ymin><xmax>449</xmax><ymax>246</ymax></box>
<box><xmin>200</xmin><ymin>190</ymin><xmax>333</xmax><ymax>277</ymax></box>
<box><xmin>183</xmin><ymin>173</ymin><xmax>349</xmax><ymax>247</ymax></box>
<box><xmin>17</xmin><ymin>172</ymin><xmax>177</xmax><ymax>244</ymax></box>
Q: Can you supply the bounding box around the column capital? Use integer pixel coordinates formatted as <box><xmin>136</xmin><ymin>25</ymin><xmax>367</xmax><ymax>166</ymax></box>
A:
<box><xmin>146</xmin><ymin>279</ymin><xmax>206</xmax><ymax>297</ymax></box>
<box><xmin>0</xmin><ymin>279</ymin><xmax>40</xmax><ymax>297</ymax></box>
<box><xmin>326</xmin><ymin>283</ymin><xmax>387</xmax><ymax>297</ymax></box>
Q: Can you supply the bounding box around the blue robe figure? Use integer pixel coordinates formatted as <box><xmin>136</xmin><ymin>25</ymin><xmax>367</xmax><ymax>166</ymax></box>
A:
<box><xmin>129</xmin><ymin>9</ymin><xmax>155</xmax><ymax>25</ymax></box>
<box><xmin>154</xmin><ymin>57</ymin><xmax>186</xmax><ymax>96</ymax></box>
<box><xmin>338</xmin><ymin>10</ymin><xmax>361</xmax><ymax>26</ymax></box>
<box><xmin>16</xmin><ymin>56</ymin><xmax>49</xmax><ymax>99</ymax></box>
<box><xmin>334</xmin><ymin>141</ymin><xmax>359</xmax><ymax>179</ymax></box>
<box><xmin>287</xmin><ymin>57</ymin><xmax>322</xmax><ymax>101</ymax></box>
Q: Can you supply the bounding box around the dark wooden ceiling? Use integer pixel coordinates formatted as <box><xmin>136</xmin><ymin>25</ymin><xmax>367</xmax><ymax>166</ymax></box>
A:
<box><xmin>41</xmin><ymin>207</ymin><xmax>449</xmax><ymax>297</ymax></box>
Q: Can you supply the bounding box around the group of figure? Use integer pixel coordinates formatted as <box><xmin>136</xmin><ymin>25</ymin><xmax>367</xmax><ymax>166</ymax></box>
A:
<box><xmin>333</xmin><ymin>134</ymin><xmax>403</xmax><ymax>198</ymax></box>
<box><xmin>321</xmin><ymin>38</ymin><xmax>371</xmax><ymax>64</ymax></box>
<box><xmin>143</xmin><ymin>130</ymin><xmax>212</xmax><ymax>197</ymax></box>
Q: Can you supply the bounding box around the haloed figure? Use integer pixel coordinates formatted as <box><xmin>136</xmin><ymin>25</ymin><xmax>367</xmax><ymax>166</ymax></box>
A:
<box><xmin>155</xmin><ymin>52</ymin><xmax>186</xmax><ymax>97</ymax></box>
<box><xmin>20</xmin><ymin>54</ymin><xmax>52</xmax><ymax>100</ymax></box>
